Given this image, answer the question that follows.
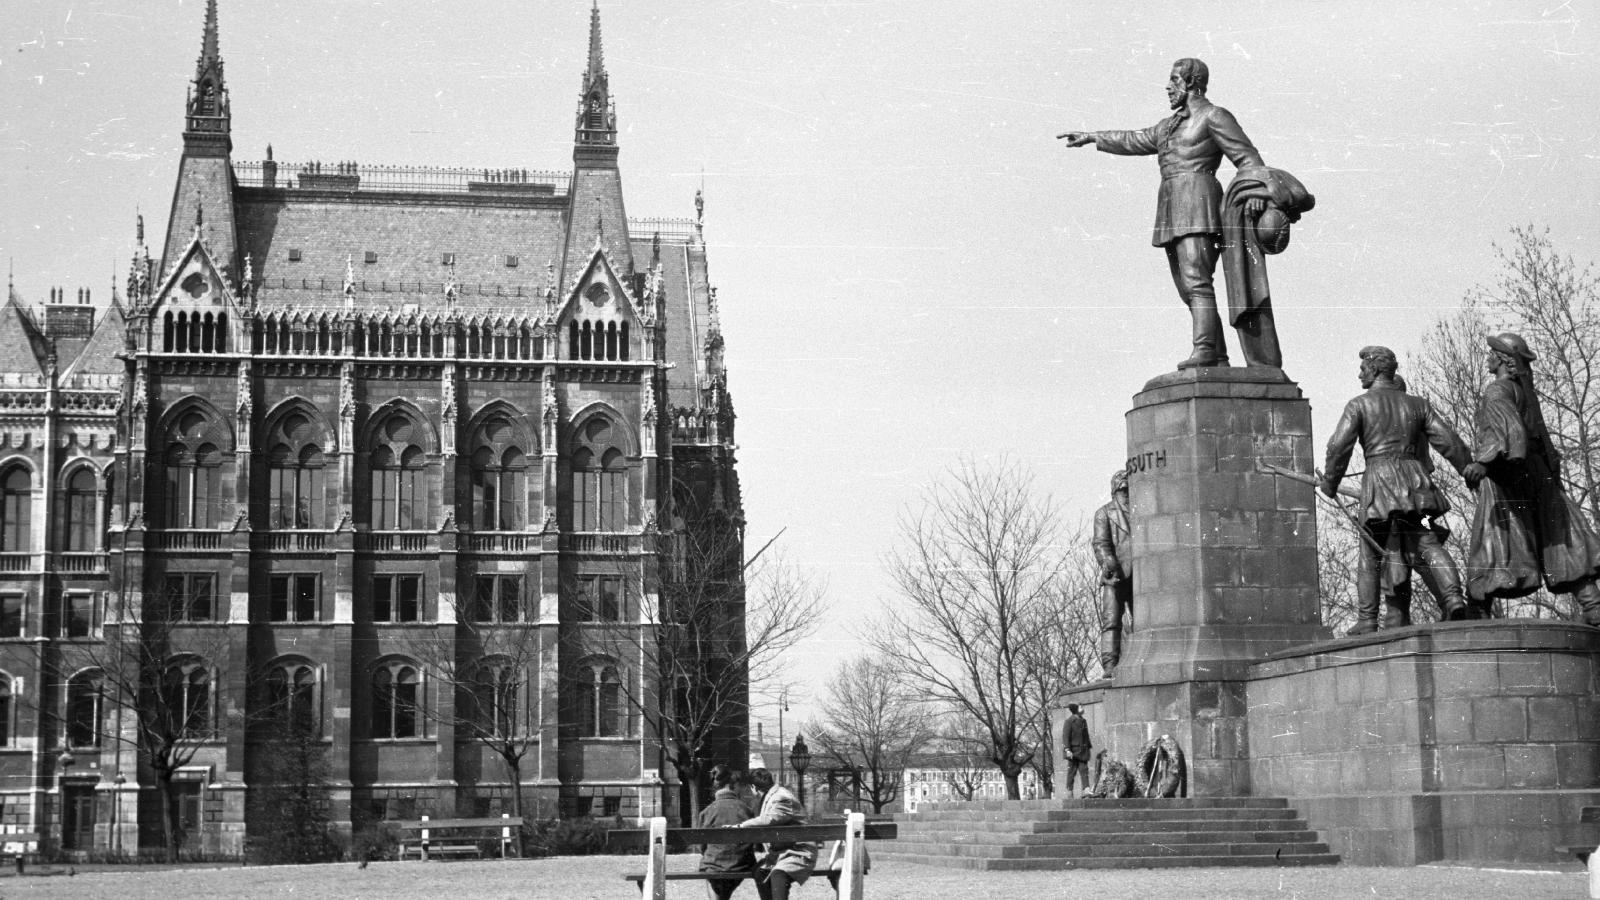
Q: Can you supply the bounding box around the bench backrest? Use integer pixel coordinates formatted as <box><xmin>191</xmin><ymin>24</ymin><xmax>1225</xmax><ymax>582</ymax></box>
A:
<box><xmin>608</xmin><ymin>821</ymin><xmax>896</xmax><ymax>850</ymax></box>
<box><xmin>394</xmin><ymin>817</ymin><xmax>526</xmax><ymax>832</ymax></box>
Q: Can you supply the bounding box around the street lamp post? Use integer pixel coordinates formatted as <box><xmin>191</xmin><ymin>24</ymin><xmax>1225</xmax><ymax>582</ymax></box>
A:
<box><xmin>788</xmin><ymin>735</ymin><xmax>811</xmax><ymax>808</ymax></box>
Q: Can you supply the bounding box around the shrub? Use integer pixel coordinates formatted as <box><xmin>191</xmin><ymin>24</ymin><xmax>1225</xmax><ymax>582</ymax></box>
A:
<box><xmin>523</xmin><ymin>816</ymin><xmax>627</xmax><ymax>857</ymax></box>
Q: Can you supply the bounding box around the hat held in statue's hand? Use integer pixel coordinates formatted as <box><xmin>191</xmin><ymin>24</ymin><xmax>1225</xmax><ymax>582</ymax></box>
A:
<box><xmin>1255</xmin><ymin>207</ymin><xmax>1293</xmax><ymax>255</ymax></box>
<box><xmin>1488</xmin><ymin>332</ymin><xmax>1537</xmax><ymax>362</ymax></box>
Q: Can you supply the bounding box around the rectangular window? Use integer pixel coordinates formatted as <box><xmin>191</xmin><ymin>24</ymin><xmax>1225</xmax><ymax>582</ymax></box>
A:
<box><xmin>270</xmin><ymin>574</ymin><xmax>319</xmax><ymax>622</ymax></box>
<box><xmin>288</xmin><ymin>248</ymin><xmax>303</xmax><ymax>262</ymax></box>
<box><xmin>602</xmin><ymin>796</ymin><xmax>621</xmax><ymax>817</ymax></box>
<box><xmin>574</xmin><ymin>576</ymin><xmax>623</xmax><ymax>623</ymax></box>
<box><xmin>175</xmin><ymin>782</ymin><xmax>202</xmax><ymax>848</ymax></box>
<box><xmin>163</xmin><ymin>574</ymin><xmax>216</xmax><ymax>622</ymax></box>
<box><xmin>61</xmin><ymin>592</ymin><xmax>96</xmax><ymax>637</ymax></box>
<box><xmin>441</xmin><ymin>252</ymin><xmax>456</xmax><ymax>266</ymax></box>
<box><xmin>364</xmin><ymin>251</ymin><xmax>378</xmax><ymax>264</ymax></box>
<box><xmin>574</xmin><ymin>471</ymin><xmax>597</xmax><ymax>532</ymax></box>
<box><xmin>374</xmin><ymin>575</ymin><xmax>421</xmax><ymax>623</ymax></box>
<box><xmin>472</xmin><ymin>575</ymin><xmax>523</xmax><ymax>623</ymax></box>
<box><xmin>0</xmin><ymin>594</ymin><xmax>20</xmax><ymax>637</ymax></box>
<box><xmin>504</xmin><ymin>255</ymin><xmax>518</xmax><ymax>268</ymax></box>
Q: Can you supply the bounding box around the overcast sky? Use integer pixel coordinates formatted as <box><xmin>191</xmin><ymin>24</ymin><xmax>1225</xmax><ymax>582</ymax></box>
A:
<box><xmin>2</xmin><ymin>1</ymin><xmax>1595</xmax><ymax>732</ymax></box>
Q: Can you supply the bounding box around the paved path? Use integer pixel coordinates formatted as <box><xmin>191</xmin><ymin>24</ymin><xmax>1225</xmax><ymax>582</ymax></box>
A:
<box><xmin>1</xmin><ymin>854</ymin><xmax>1586</xmax><ymax>899</ymax></box>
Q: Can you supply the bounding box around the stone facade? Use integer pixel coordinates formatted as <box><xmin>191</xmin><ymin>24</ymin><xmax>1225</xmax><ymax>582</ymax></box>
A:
<box><xmin>0</xmin><ymin>2</ymin><xmax>746</xmax><ymax>858</ymax></box>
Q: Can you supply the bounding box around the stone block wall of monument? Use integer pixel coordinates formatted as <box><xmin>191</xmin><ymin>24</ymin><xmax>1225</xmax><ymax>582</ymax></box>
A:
<box><xmin>0</xmin><ymin>2</ymin><xmax>747</xmax><ymax>857</ymax></box>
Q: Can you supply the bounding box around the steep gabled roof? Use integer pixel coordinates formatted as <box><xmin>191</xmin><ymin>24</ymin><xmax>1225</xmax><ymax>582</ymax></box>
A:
<box><xmin>61</xmin><ymin>299</ymin><xmax>128</xmax><ymax>380</ymax></box>
<box><xmin>0</xmin><ymin>293</ymin><xmax>49</xmax><ymax>376</ymax></box>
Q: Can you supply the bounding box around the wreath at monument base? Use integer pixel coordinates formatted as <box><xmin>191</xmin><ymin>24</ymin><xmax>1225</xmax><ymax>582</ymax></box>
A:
<box><xmin>1083</xmin><ymin>736</ymin><xmax>1188</xmax><ymax>800</ymax></box>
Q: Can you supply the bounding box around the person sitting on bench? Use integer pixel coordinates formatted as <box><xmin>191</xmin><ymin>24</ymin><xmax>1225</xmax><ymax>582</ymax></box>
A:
<box><xmin>698</xmin><ymin>765</ymin><xmax>758</xmax><ymax>899</ymax></box>
<box><xmin>739</xmin><ymin>768</ymin><xmax>817</xmax><ymax>900</ymax></box>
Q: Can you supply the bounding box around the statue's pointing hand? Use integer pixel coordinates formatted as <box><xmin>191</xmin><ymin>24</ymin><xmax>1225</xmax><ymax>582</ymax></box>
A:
<box><xmin>1057</xmin><ymin>132</ymin><xmax>1095</xmax><ymax>148</ymax></box>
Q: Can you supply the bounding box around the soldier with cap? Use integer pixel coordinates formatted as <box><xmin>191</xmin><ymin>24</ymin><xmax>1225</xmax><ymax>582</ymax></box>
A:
<box><xmin>1092</xmin><ymin>469</ymin><xmax>1133</xmax><ymax>672</ymax></box>
<box><xmin>1462</xmin><ymin>333</ymin><xmax>1600</xmax><ymax>624</ymax></box>
<box><xmin>1321</xmin><ymin>346</ymin><xmax>1475</xmax><ymax>633</ymax></box>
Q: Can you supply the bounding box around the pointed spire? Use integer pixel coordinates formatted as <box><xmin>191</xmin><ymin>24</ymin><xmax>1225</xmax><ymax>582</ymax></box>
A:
<box><xmin>185</xmin><ymin>0</ymin><xmax>231</xmax><ymax>151</ymax></box>
<box><xmin>587</xmin><ymin>1</ymin><xmax>605</xmax><ymax>83</ymax></box>
<box><xmin>200</xmin><ymin>0</ymin><xmax>220</xmax><ymax>68</ymax></box>
<box><xmin>575</xmin><ymin>0</ymin><xmax>615</xmax><ymax>147</ymax></box>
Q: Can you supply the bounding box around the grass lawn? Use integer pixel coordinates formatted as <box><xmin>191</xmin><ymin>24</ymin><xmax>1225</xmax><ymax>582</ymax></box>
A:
<box><xmin>0</xmin><ymin>854</ymin><xmax>1586</xmax><ymax>899</ymax></box>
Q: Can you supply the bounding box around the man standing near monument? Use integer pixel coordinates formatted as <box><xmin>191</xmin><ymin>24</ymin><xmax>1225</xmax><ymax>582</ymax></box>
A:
<box><xmin>1060</xmin><ymin>704</ymin><xmax>1092</xmax><ymax>798</ymax></box>
<box><xmin>1093</xmin><ymin>469</ymin><xmax>1133</xmax><ymax>673</ymax></box>
<box><xmin>1463</xmin><ymin>333</ymin><xmax>1600</xmax><ymax>625</ymax></box>
<box><xmin>1058</xmin><ymin>58</ymin><xmax>1283</xmax><ymax>370</ymax></box>
<box><xmin>1321</xmin><ymin>346</ymin><xmax>1475</xmax><ymax>632</ymax></box>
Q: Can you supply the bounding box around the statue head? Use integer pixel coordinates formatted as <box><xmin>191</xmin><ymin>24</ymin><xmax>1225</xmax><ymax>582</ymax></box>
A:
<box><xmin>1110</xmin><ymin>469</ymin><xmax>1129</xmax><ymax>497</ymax></box>
<box><xmin>1487</xmin><ymin>332</ymin><xmax>1535</xmax><ymax>375</ymax></box>
<box><xmin>1168</xmin><ymin>58</ymin><xmax>1209</xmax><ymax>108</ymax></box>
<box><xmin>1358</xmin><ymin>345</ymin><xmax>1399</xmax><ymax>388</ymax></box>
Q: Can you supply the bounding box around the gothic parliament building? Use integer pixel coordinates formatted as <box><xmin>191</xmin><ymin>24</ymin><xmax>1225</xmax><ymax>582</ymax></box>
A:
<box><xmin>0</xmin><ymin>3</ymin><xmax>745</xmax><ymax>856</ymax></box>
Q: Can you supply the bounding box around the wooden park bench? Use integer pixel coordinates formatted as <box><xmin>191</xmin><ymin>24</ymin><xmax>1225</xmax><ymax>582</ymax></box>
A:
<box><xmin>395</xmin><ymin>815</ymin><xmax>523</xmax><ymax>861</ymax></box>
<box><xmin>609</xmin><ymin>812</ymin><xmax>895</xmax><ymax>900</ymax></box>
<box><xmin>0</xmin><ymin>832</ymin><xmax>39</xmax><ymax>874</ymax></box>
<box><xmin>1559</xmin><ymin>806</ymin><xmax>1600</xmax><ymax>863</ymax></box>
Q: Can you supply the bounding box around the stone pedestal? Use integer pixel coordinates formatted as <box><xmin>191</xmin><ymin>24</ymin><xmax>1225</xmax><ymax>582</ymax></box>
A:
<box><xmin>1118</xmin><ymin>368</ymin><xmax>1329</xmax><ymax>686</ymax></box>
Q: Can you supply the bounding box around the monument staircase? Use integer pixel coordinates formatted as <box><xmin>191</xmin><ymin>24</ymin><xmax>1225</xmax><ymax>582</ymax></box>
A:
<box><xmin>876</xmin><ymin>798</ymin><xmax>1340</xmax><ymax>870</ymax></box>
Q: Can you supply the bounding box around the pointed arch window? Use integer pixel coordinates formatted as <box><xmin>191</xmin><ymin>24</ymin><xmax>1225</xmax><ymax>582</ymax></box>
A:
<box><xmin>372</xmin><ymin>660</ymin><xmax>421</xmax><ymax>739</ymax></box>
<box><xmin>61</xmin><ymin>468</ymin><xmax>97</xmax><ymax>552</ymax></box>
<box><xmin>470</xmin><ymin>416</ymin><xmax>532</xmax><ymax>531</ymax></box>
<box><xmin>165</xmin><ymin>411</ymin><xmax>226</xmax><ymax>528</ymax></box>
<box><xmin>576</xmin><ymin>659</ymin><xmax>623</xmax><ymax>738</ymax></box>
<box><xmin>161</xmin><ymin>658</ymin><xmax>213</xmax><ymax>739</ymax></box>
<box><xmin>67</xmin><ymin>670</ymin><xmax>104</xmax><ymax>748</ymax></box>
<box><xmin>268</xmin><ymin>412</ymin><xmax>329</xmax><ymax>529</ymax></box>
<box><xmin>266</xmin><ymin>661</ymin><xmax>319</xmax><ymax>735</ymax></box>
<box><xmin>470</xmin><ymin>659</ymin><xmax>522</xmax><ymax>739</ymax></box>
<box><xmin>570</xmin><ymin>418</ymin><xmax>627</xmax><ymax>532</ymax></box>
<box><xmin>370</xmin><ymin>415</ymin><xmax>427</xmax><ymax>530</ymax></box>
<box><xmin>0</xmin><ymin>467</ymin><xmax>30</xmax><ymax>552</ymax></box>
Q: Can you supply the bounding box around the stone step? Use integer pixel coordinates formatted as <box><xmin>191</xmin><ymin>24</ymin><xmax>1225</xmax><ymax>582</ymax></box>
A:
<box><xmin>877</xmin><ymin>850</ymin><xmax>1342</xmax><ymax>871</ymax></box>
<box><xmin>905</xmin><ymin>806</ymin><xmax>1300</xmax><ymax>824</ymax></box>
<box><xmin>891</xmin><ymin>828</ymin><xmax>1323</xmax><ymax>847</ymax></box>
<box><xmin>883</xmin><ymin>832</ymin><xmax>1331</xmax><ymax>851</ymax></box>
<box><xmin>897</xmin><ymin>817</ymin><xmax>1312</xmax><ymax>836</ymax></box>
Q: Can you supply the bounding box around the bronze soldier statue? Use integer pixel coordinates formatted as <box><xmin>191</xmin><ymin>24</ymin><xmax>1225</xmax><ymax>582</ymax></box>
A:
<box><xmin>1060</xmin><ymin>58</ymin><xmax>1311</xmax><ymax>371</ymax></box>
<box><xmin>1462</xmin><ymin>333</ymin><xmax>1600</xmax><ymax>625</ymax></box>
<box><xmin>1092</xmin><ymin>469</ymin><xmax>1132</xmax><ymax>672</ymax></box>
<box><xmin>1321</xmin><ymin>347</ymin><xmax>1474</xmax><ymax>633</ymax></box>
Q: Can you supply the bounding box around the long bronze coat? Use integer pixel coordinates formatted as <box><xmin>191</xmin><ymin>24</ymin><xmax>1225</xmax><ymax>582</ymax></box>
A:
<box><xmin>1466</xmin><ymin>375</ymin><xmax>1600</xmax><ymax>599</ymax></box>
<box><xmin>1095</xmin><ymin>95</ymin><xmax>1265</xmax><ymax>247</ymax></box>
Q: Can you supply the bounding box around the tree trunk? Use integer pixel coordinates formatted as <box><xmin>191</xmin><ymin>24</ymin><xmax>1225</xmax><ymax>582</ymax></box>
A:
<box><xmin>1001</xmin><ymin>768</ymin><xmax>1021</xmax><ymax>800</ymax></box>
<box><xmin>158</xmin><ymin>769</ymin><xmax>181</xmax><ymax>863</ymax></box>
<box><xmin>502</xmin><ymin>754</ymin><xmax>523</xmax><ymax>858</ymax></box>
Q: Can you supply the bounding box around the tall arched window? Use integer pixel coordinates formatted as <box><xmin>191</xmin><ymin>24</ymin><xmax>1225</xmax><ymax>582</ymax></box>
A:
<box><xmin>471</xmin><ymin>659</ymin><xmax>520</xmax><ymax>739</ymax></box>
<box><xmin>164</xmin><ymin>411</ymin><xmax>226</xmax><ymax>528</ymax></box>
<box><xmin>268</xmin><ymin>411</ymin><xmax>329</xmax><ymax>529</ymax></box>
<box><xmin>266</xmin><ymin>660</ymin><xmax>318</xmax><ymax>735</ymax></box>
<box><xmin>67</xmin><ymin>670</ymin><xmax>103</xmax><ymax>748</ymax></box>
<box><xmin>576</xmin><ymin>659</ymin><xmax>622</xmax><ymax>738</ymax></box>
<box><xmin>570</xmin><ymin>418</ymin><xmax>627</xmax><ymax>532</ymax></box>
<box><xmin>369</xmin><ymin>414</ymin><xmax>427</xmax><ymax>530</ymax></box>
<box><xmin>0</xmin><ymin>467</ymin><xmax>30</xmax><ymax>552</ymax></box>
<box><xmin>0</xmin><ymin>675</ymin><xmax>12</xmax><ymax>746</ymax></box>
<box><xmin>372</xmin><ymin>661</ymin><xmax>421</xmax><ymax>739</ymax></box>
<box><xmin>470</xmin><ymin>416</ymin><xmax>532</xmax><ymax>531</ymax></box>
<box><xmin>61</xmin><ymin>468</ymin><xmax>97</xmax><ymax>552</ymax></box>
<box><xmin>162</xmin><ymin>659</ymin><xmax>212</xmax><ymax>738</ymax></box>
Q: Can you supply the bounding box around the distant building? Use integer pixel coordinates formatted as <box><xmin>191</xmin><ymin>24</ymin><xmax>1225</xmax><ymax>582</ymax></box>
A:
<box><xmin>1</xmin><ymin>1</ymin><xmax>745</xmax><ymax>857</ymax></box>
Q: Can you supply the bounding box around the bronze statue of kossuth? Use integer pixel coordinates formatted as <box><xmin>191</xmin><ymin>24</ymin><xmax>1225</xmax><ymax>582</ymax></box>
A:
<box><xmin>1060</xmin><ymin>58</ymin><xmax>1311</xmax><ymax>371</ymax></box>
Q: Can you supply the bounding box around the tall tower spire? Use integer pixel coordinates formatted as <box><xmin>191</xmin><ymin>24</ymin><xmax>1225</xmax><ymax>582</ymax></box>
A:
<box><xmin>162</xmin><ymin>0</ymin><xmax>238</xmax><ymax>277</ymax></box>
<box><xmin>575</xmin><ymin>0</ymin><xmax>615</xmax><ymax>148</ymax></box>
<box><xmin>185</xmin><ymin>0</ymin><xmax>231</xmax><ymax>153</ymax></box>
<box><xmin>562</xmin><ymin>2</ymin><xmax>631</xmax><ymax>282</ymax></box>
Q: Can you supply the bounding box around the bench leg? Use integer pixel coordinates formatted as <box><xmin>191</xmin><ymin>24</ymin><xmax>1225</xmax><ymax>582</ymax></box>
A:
<box><xmin>641</xmin><ymin>817</ymin><xmax>667</xmax><ymax>900</ymax></box>
<box><xmin>839</xmin><ymin>812</ymin><xmax>865</xmax><ymax>900</ymax></box>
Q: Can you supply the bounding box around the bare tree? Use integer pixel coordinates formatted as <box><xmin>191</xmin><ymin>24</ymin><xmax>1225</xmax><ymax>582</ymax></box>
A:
<box><xmin>872</xmin><ymin>457</ymin><xmax>1064</xmax><ymax>800</ymax></box>
<box><xmin>809</xmin><ymin>657</ymin><xmax>934</xmax><ymax>813</ymax></box>
<box><xmin>933</xmin><ymin>711</ymin><xmax>999</xmax><ymax>802</ymax></box>
<box><xmin>41</xmin><ymin>587</ymin><xmax>241</xmax><ymax>862</ymax></box>
<box><xmin>404</xmin><ymin>587</ymin><xmax>544</xmax><ymax>828</ymax></box>
<box><xmin>591</xmin><ymin>506</ymin><xmax>824</xmax><ymax>823</ymax></box>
